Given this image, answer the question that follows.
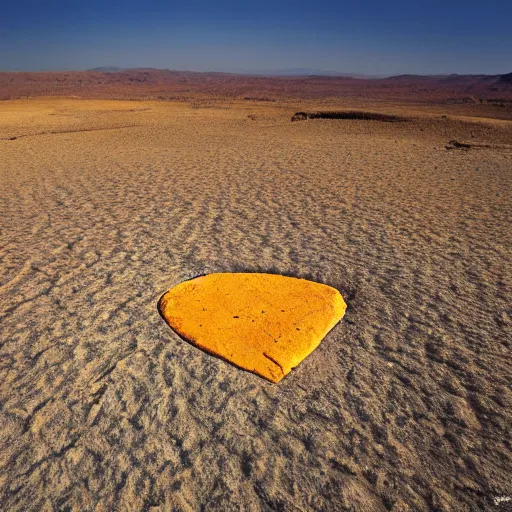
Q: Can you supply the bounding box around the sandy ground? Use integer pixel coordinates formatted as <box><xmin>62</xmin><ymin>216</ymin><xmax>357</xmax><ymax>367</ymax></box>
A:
<box><xmin>0</xmin><ymin>98</ymin><xmax>511</xmax><ymax>511</ymax></box>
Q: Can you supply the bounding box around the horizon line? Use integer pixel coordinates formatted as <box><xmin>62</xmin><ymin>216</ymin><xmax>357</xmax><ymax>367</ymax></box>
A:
<box><xmin>1</xmin><ymin>67</ymin><xmax>511</xmax><ymax>78</ymax></box>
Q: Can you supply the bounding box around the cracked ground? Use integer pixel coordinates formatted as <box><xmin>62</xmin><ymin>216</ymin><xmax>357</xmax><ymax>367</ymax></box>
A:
<box><xmin>1</xmin><ymin>98</ymin><xmax>511</xmax><ymax>511</ymax></box>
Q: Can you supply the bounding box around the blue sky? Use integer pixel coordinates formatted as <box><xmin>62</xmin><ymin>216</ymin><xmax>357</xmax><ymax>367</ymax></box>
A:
<box><xmin>1</xmin><ymin>0</ymin><xmax>511</xmax><ymax>74</ymax></box>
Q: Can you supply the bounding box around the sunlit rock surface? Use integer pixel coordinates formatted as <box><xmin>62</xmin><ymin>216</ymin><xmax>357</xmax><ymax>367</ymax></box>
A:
<box><xmin>159</xmin><ymin>273</ymin><xmax>347</xmax><ymax>382</ymax></box>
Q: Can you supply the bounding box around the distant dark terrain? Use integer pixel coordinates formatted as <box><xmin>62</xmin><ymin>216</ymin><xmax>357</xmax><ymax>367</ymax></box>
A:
<box><xmin>1</xmin><ymin>69</ymin><xmax>512</xmax><ymax>110</ymax></box>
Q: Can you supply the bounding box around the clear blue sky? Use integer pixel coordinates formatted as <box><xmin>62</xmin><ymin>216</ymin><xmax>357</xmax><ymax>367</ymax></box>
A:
<box><xmin>1</xmin><ymin>0</ymin><xmax>511</xmax><ymax>75</ymax></box>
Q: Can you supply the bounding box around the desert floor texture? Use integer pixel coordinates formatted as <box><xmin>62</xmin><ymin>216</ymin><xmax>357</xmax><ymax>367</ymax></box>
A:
<box><xmin>0</xmin><ymin>98</ymin><xmax>511</xmax><ymax>511</ymax></box>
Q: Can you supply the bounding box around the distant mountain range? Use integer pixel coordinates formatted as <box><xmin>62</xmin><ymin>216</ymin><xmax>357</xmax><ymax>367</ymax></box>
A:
<box><xmin>87</xmin><ymin>67</ymin><xmax>512</xmax><ymax>81</ymax></box>
<box><xmin>87</xmin><ymin>66</ymin><xmax>386</xmax><ymax>78</ymax></box>
<box><xmin>499</xmin><ymin>72</ymin><xmax>512</xmax><ymax>84</ymax></box>
<box><xmin>242</xmin><ymin>68</ymin><xmax>386</xmax><ymax>78</ymax></box>
<box><xmin>2</xmin><ymin>68</ymin><xmax>511</xmax><ymax>103</ymax></box>
<box><xmin>88</xmin><ymin>66</ymin><xmax>123</xmax><ymax>73</ymax></box>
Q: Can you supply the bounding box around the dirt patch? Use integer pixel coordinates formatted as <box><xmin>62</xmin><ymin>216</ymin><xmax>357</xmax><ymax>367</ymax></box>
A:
<box><xmin>291</xmin><ymin>110</ymin><xmax>407</xmax><ymax>122</ymax></box>
<box><xmin>243</xmin><ymin>97</ymin><xmax>276</xmax><ymax>102</ymax></box>
<box><xmin>445</xmin><ymin>139</ymin><xmax>473</xmax><ymax>150</ymax></box>
<box><xmin>1</xmin><ymin>125</ymin><xmax>140</xmax><ymax>141</ymax></box>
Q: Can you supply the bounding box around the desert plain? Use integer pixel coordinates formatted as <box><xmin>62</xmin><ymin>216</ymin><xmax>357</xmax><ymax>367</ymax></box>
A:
<box><xmin>0</xmin><ymin>73</ymin><xmax>511</xmax><ymax>511</ymax></box>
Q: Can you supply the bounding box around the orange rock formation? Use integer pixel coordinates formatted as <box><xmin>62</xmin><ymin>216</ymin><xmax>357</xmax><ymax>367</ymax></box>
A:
<box><xmin>159</xmin><ymin>273</ymin><xmax>347</xmax><ymax>382</ymax></box>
